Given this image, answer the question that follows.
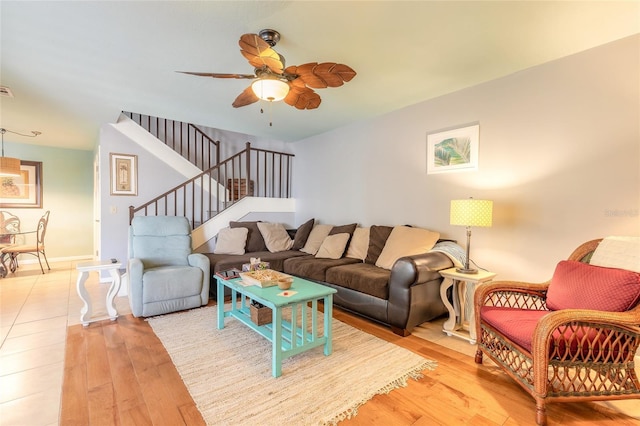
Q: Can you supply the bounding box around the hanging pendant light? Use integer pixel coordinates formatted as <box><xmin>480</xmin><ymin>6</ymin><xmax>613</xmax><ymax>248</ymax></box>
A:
<box><xmin>0</xmin><ymin>128</ymin><xmax>41</xmax><ymax>177</ymax></box>
<box><xmin>0</xmin><ymin>128</ymin><xmax>21</xmax><ymax>177</ymax></box>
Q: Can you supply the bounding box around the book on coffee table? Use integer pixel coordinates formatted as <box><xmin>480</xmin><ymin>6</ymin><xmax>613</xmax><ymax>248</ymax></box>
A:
<box><xmin>215</xmin><ymin>268</ymin><xmax>241</xmax><ymax>280</ymax></box>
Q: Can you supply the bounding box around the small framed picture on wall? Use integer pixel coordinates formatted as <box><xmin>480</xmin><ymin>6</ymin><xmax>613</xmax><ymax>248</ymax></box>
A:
<box><xmin>110</xmin><ymin>153</ymin><xmax>137</xmax><ymax>196</ymax></box>
<box><xmin>427</xmin><ymin>124</ymin><xmax>479</xmax><ymax>174</ymax></box>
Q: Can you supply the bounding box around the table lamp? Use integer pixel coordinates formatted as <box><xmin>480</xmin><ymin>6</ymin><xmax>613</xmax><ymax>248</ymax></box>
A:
<box><xmin>450</xmin><ymin>198</ymin><xmax>493</xmax><ymax>274</ymax></box>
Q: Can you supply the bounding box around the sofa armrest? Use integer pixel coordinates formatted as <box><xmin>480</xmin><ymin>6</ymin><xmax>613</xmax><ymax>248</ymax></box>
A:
<box><xmin>389</xmin><ymin>251</ymin><xmax>453</xmax><ymax>293</ymax></box>
<box><xmin>127</xmin><ymin>258</ymin><xmax>144</xmax><ymax>317</ymax></box>
<box><xmin>387</xmin><ymin>251</ymin><xmax>454</xmax><ymax>333</ymax></box>
<box><xmin>189</xmin><ymin>253</ymin><xmax>211</xmax><ymax>304</ymax></box>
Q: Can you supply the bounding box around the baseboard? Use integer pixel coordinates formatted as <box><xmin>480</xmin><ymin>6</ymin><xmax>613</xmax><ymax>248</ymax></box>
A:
<box><xmin>14</xmin><ymin>254</ymin><xmax>93</xmax><ymax>265</ymax></box>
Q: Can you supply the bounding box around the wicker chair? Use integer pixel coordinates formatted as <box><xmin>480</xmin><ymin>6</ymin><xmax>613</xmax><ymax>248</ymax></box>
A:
<box><xmin>474</xmin><ymin>239</ymin><xmax>640</xmax><ymax>425</ymax></box>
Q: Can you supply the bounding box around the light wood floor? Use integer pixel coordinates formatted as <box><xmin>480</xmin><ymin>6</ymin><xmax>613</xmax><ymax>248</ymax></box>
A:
<box><xmin>60</xmin><ymin>301</ymin><xmax>640</xmax><ymax>425</ymax></box>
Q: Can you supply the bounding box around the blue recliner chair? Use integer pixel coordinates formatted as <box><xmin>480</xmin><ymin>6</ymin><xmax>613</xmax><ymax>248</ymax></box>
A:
<box><xmin>128</xmin><ymin>216</ymin><xmax>210</xmax><ymax>317</ymax></box>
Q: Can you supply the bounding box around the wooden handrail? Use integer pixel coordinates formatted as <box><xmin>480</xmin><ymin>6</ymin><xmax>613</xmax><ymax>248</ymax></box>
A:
<box><xmin>129</xmin><ymin>142</ymin><xmax>294</xmax><ymax>227</ymax></box>
<box><xmin>122</xmin><ymin>111</ymin><xmax>221</xmax><ymax>171</ymax></box>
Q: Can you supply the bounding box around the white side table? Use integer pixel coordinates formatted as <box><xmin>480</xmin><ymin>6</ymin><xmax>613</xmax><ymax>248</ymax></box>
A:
<box><xmin>439</xmin><ymin>267</ymin><xmax>496</xmax><ymax>344</ymax></box>
<box><xmin>76</xmin><ymin>260</ymin><xmax>122</xmax><ymax>326</ymax></box>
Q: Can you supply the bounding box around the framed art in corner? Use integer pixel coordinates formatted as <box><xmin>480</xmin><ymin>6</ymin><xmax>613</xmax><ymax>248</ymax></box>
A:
<box><xmin>427</xmin><ymin>124</ymin><xmax>479</xmax><ymax>174</ymax></box>
<box><xmin>0</xmin><ymin>160</ymin><xmax>43</xmax><ymax>208</ymax></box>
<box><xmin>110</xmin><ymin>153</ymin><xmax>138</xmax><ymax>196</ymax></box>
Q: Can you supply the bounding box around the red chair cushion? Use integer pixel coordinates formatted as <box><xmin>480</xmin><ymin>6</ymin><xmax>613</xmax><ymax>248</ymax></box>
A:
<box><xmin>546</xmin><ymin>260</ymin><xmax>640</xmax><ymax>312</ymax></box>
<box><xmin>481</xmin><ymin>306</ymin><xmax>548</xmax><ymax>352</ymax></box>
<box><xmin>481</xmin><ymin>306</ymin><xmax>631</xmax><ymax>360</ymax></box>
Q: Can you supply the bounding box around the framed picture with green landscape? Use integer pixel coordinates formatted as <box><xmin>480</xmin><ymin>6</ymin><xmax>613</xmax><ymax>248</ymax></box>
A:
<box><xmin>427</xmin><ymin>124</ymin><xmax>479</xmax><ymax>174</ymax></box>
<box><xmin>0</xmin><ymin>160</ymin><xmax>43</xmax><ymax>208</ymax></box>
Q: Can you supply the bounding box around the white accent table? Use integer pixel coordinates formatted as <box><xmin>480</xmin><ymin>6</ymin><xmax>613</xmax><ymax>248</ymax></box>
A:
<box><xmin>439</xmin><ymin>267</ymin><xmax>496</xmax><ymax>344</ymax></box>
<box><xmin>76</xmin><ymin>260</ymin><xmax>122</xmax><ymax>326</ymax></box>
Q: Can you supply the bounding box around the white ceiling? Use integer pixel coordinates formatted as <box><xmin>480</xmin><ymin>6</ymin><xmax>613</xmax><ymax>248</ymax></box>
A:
<box><xmin>1</xmin><ymin>1</ymin><xmax>639</xmax><ymax>151</ymax></box>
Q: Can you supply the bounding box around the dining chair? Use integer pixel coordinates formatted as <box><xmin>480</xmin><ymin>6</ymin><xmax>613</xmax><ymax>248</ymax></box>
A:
<box><xmin>2</xmin><ymin>210</ymin><xmax>50</xmax><ymax>274</ymax></box>
<box><xmin>0</xmin><ymin>211</ymin><xmax>21</xmax><ymax>277</ymax></box>
<box><xmin>0</xmin><ymin>210</ymin><xmax>21</xmax><ymax>244</ymax></box>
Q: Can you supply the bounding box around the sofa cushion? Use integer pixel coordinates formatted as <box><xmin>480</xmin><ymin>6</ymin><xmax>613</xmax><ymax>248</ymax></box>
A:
<box><xmin>257</xmin><ymin>222</ymin><xmax>294</xmax><ymax>252</ymax></box>
<box><xmin>142</xmin><ymin>265</ymin><xmax>204</xmax><ymax>303</ymax></box>
<box><xmin>375</xmin><ymin>226</ymin><xmax>440</xmax><ymax>270</ymax></box>
<box><xmin>365</xmin><ymin>225</ymin><xmax>393</xmax><ymax>265</ymax></box>
<box><xmin>316</xmin><ymin>233</ymin><xmax>351</xmax><ymax>259</ymax></box>
<box><xmin>325</xmin><ymin>263</ymin><xmax>391</xmax><ymax>299</ymax></box>
<box><xmin>283</xmin><ymin>255</ymin><xmax>360</xmax><ymax>282</ymax></box>
<box><xmin>346</xmin><ymin>227</ymin><xmax>370</xmax><ymax>261</ymax></box>
<box><xmin>300</xmin><ymin>224</ymin><xmax>333</xmax><ymax>255</ymax></box>
<box><xmin>329</xmin><ymin>223</ymin><xmax>357</xmax><ymax>236</ymax></box>
<box><xmin>230</xmin><ymin>221</ymin><xmax>267</xmax><ymax>252</ymax></box>
<box><xmin>546</xmin><ymin>260</ymin><xmax>640</xmax><ymax>312</ymax></box>
<box><xmin>213</xmin><ymin>227</ymin><xmax>248</xmax><ymax>255</ymax></box>
<box><xmin>291</xmin><ymin>218</ymin><xmax>315</xmax><ymax>250</ymax></box>
<box><xmin>132</xmin><ymin>235</ymin><xmax>191</xmax><ymax>268</ymax></box>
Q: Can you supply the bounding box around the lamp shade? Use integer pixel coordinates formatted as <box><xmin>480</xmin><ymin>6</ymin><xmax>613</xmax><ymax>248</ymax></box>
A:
<box><xmin>251</xmin><ymin>78</ymin><xmax>290</xmax><ymax>102</ymax></box>
<box><xmin>450</xmin><ymin>199</ymin><xmax>493</xmax><ymax>227</ymax></box>
<box><xmin>0</xmin><ymin>156</ymin><xmax>21</xmax><ymax>177</ymax></box>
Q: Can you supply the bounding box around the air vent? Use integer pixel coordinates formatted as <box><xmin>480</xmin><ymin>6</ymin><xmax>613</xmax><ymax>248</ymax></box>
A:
<box><xmin>0</xmin><ymin>86</ymin><xmax>14</xmax><ymax>98</ymax></box>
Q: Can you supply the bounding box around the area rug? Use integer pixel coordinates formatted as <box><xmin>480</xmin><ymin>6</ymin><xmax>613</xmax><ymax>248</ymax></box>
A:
<box><xmin>147</xmin><ymin>306</ymin><xmax>437</xmax><ymax>426</ymax></box>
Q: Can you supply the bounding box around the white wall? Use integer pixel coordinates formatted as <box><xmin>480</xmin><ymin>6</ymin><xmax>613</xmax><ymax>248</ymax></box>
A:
<box><xmin>99</xmin><ymin>124</ymin><xmax>189</xmax><ymax>263</ymax></box>
<box><xmin>292</xmin><ymin>35</ymin><xmax>640</xmax><ymax>282</ymax></box>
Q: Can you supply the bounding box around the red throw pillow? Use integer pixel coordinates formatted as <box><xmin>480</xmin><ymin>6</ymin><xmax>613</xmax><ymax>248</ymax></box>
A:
<box><xmin>546</xmin><ymin>260</ymin><xmax>640</xmax><ymax>312</ymax></box>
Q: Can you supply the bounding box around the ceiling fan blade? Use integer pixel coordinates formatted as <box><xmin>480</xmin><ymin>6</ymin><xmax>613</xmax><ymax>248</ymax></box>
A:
<box><xmin>232</xmin><ymin>85</ymin><xmax>259</xmax><ymax>108</ymax></box>
<box><xmin>177</xmin><ymin>71</ymin><xmax>256</xmax><ymax>79</ymax></box>
<box><xmin>285</xmin><ymin>62</ymin><xmax>356</xmax><ymax>89</ymax></box>
<box><xmin>284</xmin><ymin>85</ymin><xmax>321</xmax><ymax>110</ymax></box>
<box><xmin>239</xmin><ymin>33</ymin><xmax>284</xmax><ymax>74</ymax></box>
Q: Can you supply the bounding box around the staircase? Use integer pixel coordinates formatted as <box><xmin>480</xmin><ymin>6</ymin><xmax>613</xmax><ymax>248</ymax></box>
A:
<box><xmin>122</xmin><ymin>111</ymin><xmax>220</xmax><ymax>171</ymax></box>
<box><xmin>121</xmin><ymin>113</ymin><xmax>295</xmax><ymax>239</ymax></box>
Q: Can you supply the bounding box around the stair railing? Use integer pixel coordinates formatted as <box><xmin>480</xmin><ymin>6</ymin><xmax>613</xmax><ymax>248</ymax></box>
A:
<box><xmin>129</xmin><ymin>142</ymin><xmax>294</xmax><ymax>227</ymax></box>
<box><xmin>122</xmin><ymin>111</ymin><xmax>220</xmax><ymax>171</ymax></box>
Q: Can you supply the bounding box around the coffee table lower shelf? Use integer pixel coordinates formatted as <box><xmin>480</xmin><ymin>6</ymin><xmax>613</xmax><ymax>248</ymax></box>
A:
<box><xmin>215</xmin><ymin>276</ymin><xmax>336</xmax><ymax>377</ymax></box>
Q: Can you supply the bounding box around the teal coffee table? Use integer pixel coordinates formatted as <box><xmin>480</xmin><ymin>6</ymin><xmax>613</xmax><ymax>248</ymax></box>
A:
<box><xmin>215</xmin><ymin>274</ymin><xmax>337</xmax><ymax>377</ymax></box>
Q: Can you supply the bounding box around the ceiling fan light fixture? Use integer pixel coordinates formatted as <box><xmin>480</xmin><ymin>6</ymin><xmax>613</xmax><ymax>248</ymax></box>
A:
<box><xmin>251</xmin><ymin>78</ymin><xmax>289</xmax><ymax>102</ymax></box>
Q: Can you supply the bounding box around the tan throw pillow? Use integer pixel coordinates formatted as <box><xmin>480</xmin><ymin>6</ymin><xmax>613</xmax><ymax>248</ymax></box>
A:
<box><xmin>256</xmin><ymin>222</ymin><xmax>294</xmax><ymax>252</ymax></box>
<box><xmin>300</xmin><ymin>224</ymin><xmax>333</xmax><ymax>255</ymax></box>
<box><xmin>375</xmin><ymin>226</ymin><xmax>440</xmax><ymax>270</ymax></box>
<box><xmin>214</xmin><ymin>227</ymin><xmax>248</xmax><ymax>255</ymax></box>
<box><xmin>345</xmin><ymin>227</ymin><xmax>370</xmax><ymax>260</ymax></box>
<box><xmin>316</xmin><ymin>233</ymin><xmax>351</xmax><ymax>259</ymax></box>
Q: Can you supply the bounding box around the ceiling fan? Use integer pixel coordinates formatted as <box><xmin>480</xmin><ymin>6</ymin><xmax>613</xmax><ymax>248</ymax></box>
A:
<box><xmin>178</xmin><ymin>29</ymin><xmax>356</xmax><ymax>110</ymax></box>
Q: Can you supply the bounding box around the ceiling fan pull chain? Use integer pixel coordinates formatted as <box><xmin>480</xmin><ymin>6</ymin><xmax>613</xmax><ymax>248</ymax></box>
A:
<box><xmin>269</xmin><ymin>101</ymin><xmax>274</xmax><ymax>127</ymax></box>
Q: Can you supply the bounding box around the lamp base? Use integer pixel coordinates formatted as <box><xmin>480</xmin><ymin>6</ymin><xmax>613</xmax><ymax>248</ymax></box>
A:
<box><xmin>455</xmin><ymin>267</ymin><xmax>478</xmax><ymax>274</ymax></box>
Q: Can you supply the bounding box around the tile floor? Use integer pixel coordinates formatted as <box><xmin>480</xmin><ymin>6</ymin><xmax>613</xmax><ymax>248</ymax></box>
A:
<box><xmin>0</xmin><ymin>259</ymin><xmax>131</xmax><ymax>426</ymax></box>
<box><xmin>1</xmin><ymin>260</ymin><xmax>638</xmax><ymax>425</ymax></box>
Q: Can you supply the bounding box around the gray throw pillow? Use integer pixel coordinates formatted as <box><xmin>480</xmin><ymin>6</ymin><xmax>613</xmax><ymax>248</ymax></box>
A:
<box><xmin>229</xmin><ymin>221</ymin><xmax>267</xmax><ymax>252</ymax></box>
<box><xmin>365</xmin><ymin>225</ymin><xmax>394</xmax><ymax>265</ymax></box>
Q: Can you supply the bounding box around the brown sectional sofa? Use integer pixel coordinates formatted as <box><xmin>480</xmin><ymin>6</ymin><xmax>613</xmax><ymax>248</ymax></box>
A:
<box><xmin>204</xmin><ymin>219</ymin><xmax>462</xmax><ymax>336</ymax></box>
